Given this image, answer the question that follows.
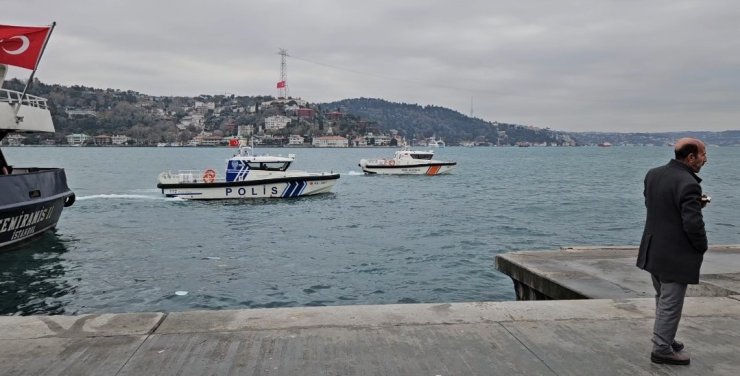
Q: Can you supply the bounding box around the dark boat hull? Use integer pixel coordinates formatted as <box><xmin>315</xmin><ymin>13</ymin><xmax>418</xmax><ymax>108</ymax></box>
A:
<box><xmin>0</xmin><ymin>168</ymin><xmax>74</xmax><ymax>250</ymax></box>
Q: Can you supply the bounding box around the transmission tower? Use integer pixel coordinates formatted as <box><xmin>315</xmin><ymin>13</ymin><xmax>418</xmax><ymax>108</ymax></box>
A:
<box><xmin>278</xmin><ymin>48</ymin><xmax>289</xmax><ymax>98</ymax></box>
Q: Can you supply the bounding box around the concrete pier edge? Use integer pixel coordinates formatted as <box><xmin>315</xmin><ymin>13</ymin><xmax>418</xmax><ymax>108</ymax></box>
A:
<box><xmin>3</xmin><ymin>245</ymin><xmax>740</xmax><ymax>375</ymax></box>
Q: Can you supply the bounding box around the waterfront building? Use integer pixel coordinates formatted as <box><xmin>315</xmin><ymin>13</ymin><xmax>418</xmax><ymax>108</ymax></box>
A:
<box><xmin>2</xmin><ymin>134</ymin><xmax>26</xmax><ymax>146</ymax></box>
<box><xmin>193</xmin><ymin>133</ymin><xmax>223</xmax><ymax>146</ymax></box>
<box><xmin>111</xmin><ymin>135</ymin><xmax>129</xmax><ymax>145</ymax></box>
<box><xmin>93</xmin><ymin>135</ymin><xmax>112</xmax><ymax>145</ymax></box>
<box><xmin>312</xmin><ymin>136</ymin><xmax>349</xmax><ymax>148</ymax></box>
<box><xmin>66</xmin><ymin>133</ymin><xmax>91</xmax><ymax>145</ymax></box>
<box><xmin>358</xmin><ymin>132</ymin><xmax>392</xmax><ymax>146</ymax></box>
<box><xmin>288</xmin><ymin>135</ymin><xmax>305</xmax><ymax>145</ymax></box>
<box><xmin>369</xmin><ymin>133</ymin><xmax>393</xmax><ymax>146</ymax></box>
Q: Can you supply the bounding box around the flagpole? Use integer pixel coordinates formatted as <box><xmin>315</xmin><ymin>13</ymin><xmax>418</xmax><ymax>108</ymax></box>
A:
<box><xmin>15</xmin><ymin>21</ymin><xmax>56</xmax><ymax>118</ymax></box>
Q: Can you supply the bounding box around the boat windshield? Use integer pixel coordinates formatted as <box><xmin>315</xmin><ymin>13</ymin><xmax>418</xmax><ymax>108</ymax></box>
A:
<box><xmin>246</xmin><ymin>161</ymin><xmax>291</xmax><ymax>171</ymax></box>
<box><xmin>411</xmin><ymin>153</ymin><xmax>434</xmax><ymax>160</ymax></box>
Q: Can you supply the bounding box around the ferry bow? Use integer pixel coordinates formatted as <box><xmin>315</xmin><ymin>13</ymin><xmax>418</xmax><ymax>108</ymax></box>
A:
<box><xmin>1</xmin><ymin>22</ymin><xmax>75</xmax><ymax>250</ymax></box>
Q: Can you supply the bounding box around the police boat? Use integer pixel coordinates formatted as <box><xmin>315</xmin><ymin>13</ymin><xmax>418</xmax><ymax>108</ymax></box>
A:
<box><xmin>156</xmin><ymin>145</ymin><xmax>340</xmax><ymax>200</ymax></box>
<box><xmin>358</xmin><ymin>145</ymin><xmax>456</xmax><ymax>175</ymax></box>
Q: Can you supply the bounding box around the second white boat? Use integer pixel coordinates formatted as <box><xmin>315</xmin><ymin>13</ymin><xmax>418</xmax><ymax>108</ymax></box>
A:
<box><xmin>358</xmin><ymin>146</ymin><xmax>456</xmax><ymax>175</ymax></box>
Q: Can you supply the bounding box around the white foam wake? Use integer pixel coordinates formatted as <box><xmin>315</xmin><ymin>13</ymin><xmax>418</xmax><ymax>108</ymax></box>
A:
<box><xmin>346</xmin><ymin>170</ymin><xmax>365</xmax><ymax>176</ymax></box>
<box><xmin>76</xmin><ymin>194</ymin><xmax>162</xmax><ymax>201</ymax></box>
<box><xmin>129</xmin><ymin>188</ymin><xmax>162</xmax><ymax>193</ymax></box>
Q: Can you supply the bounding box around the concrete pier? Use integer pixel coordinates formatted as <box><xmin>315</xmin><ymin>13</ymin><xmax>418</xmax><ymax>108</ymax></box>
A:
<box><xmin>3</xmin><ymin>244</ymin><xmax>740</xmax><ymax>375</ymax></box>
<box><xmin>495</xmin><ymin>245</ymin><xmax>740</xmax><ymax>300</ymax></box>
<box><xmin>2</xmin><ymin>297</ymin><xmax>740</xmax><ymax>375</ymax></box>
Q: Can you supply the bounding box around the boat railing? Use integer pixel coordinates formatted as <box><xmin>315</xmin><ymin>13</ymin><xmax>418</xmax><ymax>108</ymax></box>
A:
<box><xmin>162</xmin><ymin>169</ymin><xmax>224</xmax><ymax>183</ymax></box>
<box><xmin>365</xmin><ymin>158</ymin><xmax>396</xmax><ymax>166</ymax></box>
<box><xmin>0</xmin><ymin>89</ymin><xmax>50</xmax><ymax>110</ymax></box>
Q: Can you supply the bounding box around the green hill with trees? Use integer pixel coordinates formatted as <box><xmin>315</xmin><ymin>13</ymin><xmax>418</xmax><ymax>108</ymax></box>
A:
<box><xmin>322</xmin><ymin>98</ymin><xmax>573</xmax><ymax>146</ymax></box>
<box><xmin>3</xmin><ymin>78</ymin><xmax>575</xmax><ymax>146</ymax></box>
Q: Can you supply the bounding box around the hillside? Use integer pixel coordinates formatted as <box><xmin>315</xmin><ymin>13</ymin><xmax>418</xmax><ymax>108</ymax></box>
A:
<box><xmin>322</xmin><ymin>98</ymin><xmax>573</xmax><ymax>146</ymax></box>
<box><xmin>566</xmin><ymin>131</ymin><xmax>740</xmax><ymax>146</ymax></box>
<box><xmin>3</xmin><ymin>79</ymin><xmax>571</xmax><ymax>146</ymax></box>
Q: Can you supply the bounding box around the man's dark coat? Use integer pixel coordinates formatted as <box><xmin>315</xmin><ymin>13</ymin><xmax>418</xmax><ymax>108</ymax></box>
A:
<box><xmin>637</xmin><ymin>159</ymin><xmax>708</xmax><ymax>284</ymax></box>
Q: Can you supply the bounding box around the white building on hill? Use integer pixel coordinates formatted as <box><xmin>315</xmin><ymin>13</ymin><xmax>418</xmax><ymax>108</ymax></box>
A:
<box><xmin>265</xmin><ymin>115</ymin><xmax>291</xmax><ymax>131</ymax></box>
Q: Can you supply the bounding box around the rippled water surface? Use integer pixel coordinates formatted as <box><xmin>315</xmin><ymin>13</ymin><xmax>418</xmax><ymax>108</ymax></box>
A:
<box><xmin>2</xmin><ymin>146</ymin><xmax>738</xmax><ymax>315</ymax></box>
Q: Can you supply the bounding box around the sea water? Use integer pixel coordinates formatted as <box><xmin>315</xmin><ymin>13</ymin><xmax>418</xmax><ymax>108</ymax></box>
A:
<box><xmin>1</xmin><ymin>146</ymin><xmax>738</xmax><ymax>315</ymax></box>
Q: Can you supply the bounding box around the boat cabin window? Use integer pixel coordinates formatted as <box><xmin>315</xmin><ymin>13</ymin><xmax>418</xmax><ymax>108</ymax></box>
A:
<box><xmin>247</xmin><ymin>161</ymin><xmax>291</xmax><ymax>171</ymax></box>
<box><xmin>411</xmin><ymin>153</ymin><xmax>433</xmax><ymax>160</ymax></box>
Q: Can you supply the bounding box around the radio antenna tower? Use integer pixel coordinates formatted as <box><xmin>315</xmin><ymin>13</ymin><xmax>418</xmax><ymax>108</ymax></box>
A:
<box><xmin>277</xmin><ymin>48</ymin><xmax>289</xmax><ymax>98</ymax></box>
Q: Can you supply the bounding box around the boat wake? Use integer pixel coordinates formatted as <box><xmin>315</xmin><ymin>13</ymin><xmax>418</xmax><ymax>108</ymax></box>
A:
<box><xmin>346</xmin><ymin>170</ymin><xmax>365</xmax><ymax>176</ymax></box>
<box><xmin>76</xmin><ymin>194</ymin><xmax>163</xmax><ymax>201</ymax></box>
<box><xmin>130</xmin><ymin>188</ymin><xmax>162</xmax><ymax>193</ymax></box>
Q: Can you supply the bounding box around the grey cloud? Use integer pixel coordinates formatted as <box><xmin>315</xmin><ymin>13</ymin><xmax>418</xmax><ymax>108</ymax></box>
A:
<box><xmin>4</xmin><ymin>0</ymin><xmax>740</xmax><ymax>131</ymax></box>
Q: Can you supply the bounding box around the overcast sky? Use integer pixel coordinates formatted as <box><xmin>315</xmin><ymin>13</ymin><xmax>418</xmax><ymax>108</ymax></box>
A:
<box><xmin>3</xmin><ymin>0</ymin><xmax>740</xmax><ymax>132</ymax></box>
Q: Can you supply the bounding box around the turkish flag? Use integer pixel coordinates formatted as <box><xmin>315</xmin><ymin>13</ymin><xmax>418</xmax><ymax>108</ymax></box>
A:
<box><xmin>0</xmin><ymin>24</ymin><xmax>52</xmax><ymax>70</ymax></box>
<box><xmin>276</xmin><ymin>80</ymin><xmax>286</xmax><ymax>88</ymax></box>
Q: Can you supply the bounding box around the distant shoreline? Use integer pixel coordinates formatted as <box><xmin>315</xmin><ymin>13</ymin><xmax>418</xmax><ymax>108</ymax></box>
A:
<box><xmin>2</xmin><ymin>144</ymin><xmax>410</xmax><ymax>148</ymax></box>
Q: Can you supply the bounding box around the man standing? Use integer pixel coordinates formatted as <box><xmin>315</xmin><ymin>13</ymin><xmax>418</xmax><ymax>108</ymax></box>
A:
<box><xmin>637</xmin><ymin>137</ymin><xmax>709</xmax><ymax>365</ymax></box>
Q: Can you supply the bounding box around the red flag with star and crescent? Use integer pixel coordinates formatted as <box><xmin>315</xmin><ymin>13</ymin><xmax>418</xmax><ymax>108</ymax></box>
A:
<box><xmin>0</xmin><ymin>24</ymin><xmax>52</xmax><ymax>70</ymax></box>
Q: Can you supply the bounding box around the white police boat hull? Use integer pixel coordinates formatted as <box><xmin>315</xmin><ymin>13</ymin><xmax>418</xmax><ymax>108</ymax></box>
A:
<box><xmin>157</xmin><ymin>172</ymin><xmax>339</xmax><ymax>200</ymax></box>
<box><xmin>157</xmin><ymin>146</ymin><xmax>339</xmax><ymax>200</ymax></box>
